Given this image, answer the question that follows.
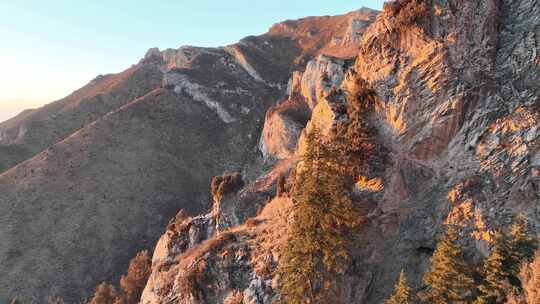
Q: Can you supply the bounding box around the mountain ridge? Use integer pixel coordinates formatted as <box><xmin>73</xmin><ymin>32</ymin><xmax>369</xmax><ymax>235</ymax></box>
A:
<box><xmin>0</xmin><ymin>8</ymin><xmax>378</xmax><ymax>303</ymax></box>
<box><xmin>2</xmin><ymin>1</ymin><xmax>539</xmax><ymax>302</ymax></box>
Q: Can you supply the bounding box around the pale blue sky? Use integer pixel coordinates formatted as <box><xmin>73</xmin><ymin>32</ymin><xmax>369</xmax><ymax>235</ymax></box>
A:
<box><xmin>0</xmin><ymin>0</ymin><xmax>384</xmax><ymax>122</ymax></box>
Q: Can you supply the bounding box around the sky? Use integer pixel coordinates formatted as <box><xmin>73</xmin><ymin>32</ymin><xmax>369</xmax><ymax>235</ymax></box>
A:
<box><xmin>0</xmin><ymin>0</ymin><xmax>384</xmax><ymax>123</ymax></box>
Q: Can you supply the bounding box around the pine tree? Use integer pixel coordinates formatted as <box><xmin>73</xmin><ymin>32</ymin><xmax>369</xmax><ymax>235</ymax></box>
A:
<box><xmin>475</xmin><ymin>231</ymin><xmax>510</xmax><ymax>304</ymax></box>
<box><xmin>278</xmin><ymin>128</ymin><xmax>362</xmax><ymax>304</ymax></box>
<box><xmin>386</xmin><ymin>270</ymin><xmax>413</xmax><ymax>304</ymax></box>
<box><xmin>419</xmin><ymin>225</ymin><xmax>475</xmax><ymax>304</ymax></box>
<box><xmin>506</xmin><ymin>214</ymin><xmax>537</xmax><ymax>288</ymax></box>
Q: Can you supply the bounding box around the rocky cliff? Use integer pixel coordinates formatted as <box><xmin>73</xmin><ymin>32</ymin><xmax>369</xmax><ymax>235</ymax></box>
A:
<box><xmin>0</xmin><ymin>8</ymin><xmax>378</xmax><ymax>303</ymax></box>
<box><xmin>1</xmin><ymin>1</ymin><xmax>539</xmax><ymax>302</ymax></box>
<box><xmin>137</xmin><ymin>0</ymin><xmax>540</xmax><ymax>303</ymax></box>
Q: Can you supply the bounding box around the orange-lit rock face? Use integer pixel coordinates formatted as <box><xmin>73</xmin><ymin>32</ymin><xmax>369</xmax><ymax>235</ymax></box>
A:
<box><xmin>259</xmin><ymin>98</ymin><xmax>310</xmax><ymax>162</ymax></box>
<box><xmin>446</xmin><ymin>178</ymin><xmax>491</xmax><ymax>242</ymax></box>
<box><xmin>476</xmin><ymin>107</ymin><xmax>539</xmax><ymax>186</ymax></box>
<box><xmin>268</xmin><ymin>8</ymin><xmax>379</xmax><ymax>60</ymax></box>
<box><xmin>355</xmin><ymin>176</ymin><xmax>384</xmax><ymax>193</ymax></box>
<box><xmin>0</xmin><ymin>7</ymin><xmax>383</xmax><ymax>302</ymax></box>
<box><xmin>2</xmin><ymin>1</ymin><xmax>540</xmax><ymax>303</ymax></box>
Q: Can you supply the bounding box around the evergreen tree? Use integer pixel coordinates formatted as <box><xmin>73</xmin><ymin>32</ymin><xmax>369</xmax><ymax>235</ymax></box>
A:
<box><xmin>475</xmin><ymin>231</ymin><xmax>510</xmax><ymax>304</ymax></box>
<box><xmin>386</xmin><ymin>270</ymin><xmax>413</xmax><ymax>304</ymax></box>
<box><xmin>278</xmin><ymin>128</ymin><xmax>362</xmax><ymax>304</ymax></box>
<box><xmin>506</xmin><ymin>214</ymin><xmax>537</xmax><ymax>288</ymax></box>
<box><xmin>419</xmin><ymin>225</ymin><xmax>475</xmax><ymax>304</ymax></box>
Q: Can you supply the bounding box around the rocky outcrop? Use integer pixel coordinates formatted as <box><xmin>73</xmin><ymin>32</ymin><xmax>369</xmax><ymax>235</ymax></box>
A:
<box><xmin>259</xmin><ymin>54</ymin><xmax>349</xmax><ymax>162</ymax></box>
<box><xmin>140</xmin><ymin>196</ymin><xmax>292</xmax><ymax>304</ymax></box>
<box><xmin>0</xmin><ymin>9</ymin><xmax>379</xmax><ymax>303</ymax></box>
<box><xmin>141</xmin><ymin>1</ymin><xmax>540</xmax><ymax>303</ymax></box>
<box><xmin>3</xmin><ymin>1</ymin><xmax>538</xmax><ymax>303</ymax></box>
<box><xmin>258</xmin><ymin>98</ymin><xmax>310</xmax><ymax>162</ymax></box>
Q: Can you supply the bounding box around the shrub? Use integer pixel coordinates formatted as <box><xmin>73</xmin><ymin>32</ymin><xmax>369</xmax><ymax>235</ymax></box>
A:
<box><xmin>118</xmin><ymin>250</ymin><xmax>152</xmax><ymax>304</ymax></box>
<box><xmin>177</xmin><ymin>260</ymin><xmax>207</xmax><ymax>301</ymax></box>
<box><xmin>211</xmin><ymin>172</ymin><xmax>244</xmax><ymax>202</ymax></box>
<box><xmin>383</xmin><ymin>0</ymin><xmax>429</xmax><ymax>28</ymax></box>
<box><xmin>89</xmin><ymin>283</ymin><xmax>117</xmax><ymax>304</ymax></box>
<box><xmin>166</xmin><ymin>209</ymin><xmax>189</xmax><ymax>233</ymax></box>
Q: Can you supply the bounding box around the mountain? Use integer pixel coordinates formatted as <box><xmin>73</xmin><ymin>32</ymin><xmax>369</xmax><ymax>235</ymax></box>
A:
<box><xmin>136</xmin><ymin>0</ymin><xmax>540</xmax><ymax>303</ymax></box>
<box><xmin>2</xmin><ymin>0</ymin><xmax>539</xmax><ymax>303</ymax></box>
<box><xmin>0</xmin><ymin>8</ymin><xmax>378</xmax><ymax>303</ymax></box>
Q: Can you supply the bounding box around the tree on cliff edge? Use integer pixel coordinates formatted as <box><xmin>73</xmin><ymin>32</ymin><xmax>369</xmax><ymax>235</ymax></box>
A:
<box><xmin>277</xmin><ymin>128</ymin><xmax>362</xmax><ymax>304</ymax></box>
<box><xmin>88</xmin><ymin>250</ymin><xmax>151</xmax><ymax>304</ymax></box>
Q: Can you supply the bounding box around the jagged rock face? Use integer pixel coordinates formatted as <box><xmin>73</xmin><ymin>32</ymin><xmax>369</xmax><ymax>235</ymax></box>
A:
<box><xmin>0</xmin><ymin>9</ymin><xmax>378</xmax><ymax>303</ymax></box>
<box><xmin>268</xmin><ymin>8</ymin><xmax>379</xmax><ymax>60</ymax></box>
<box><xmin>0</xmin><ymin>52</ymin><xmax>277</xmax><ymax>302</ymax></box>
<box><xmin>141</xmin><ymin>196</ymin><xmax>292</xmax><ymax>304</ymax></box>
<box><xmin>140</xmin><ymin>1</ymin><xmax>540</xmax><ymax>303</ymax></box>
<box><xmin>259</xmin><ymin>54</ymin><xmax>349</xmax><ymax>162</ymax></box>
<box><xmin>347</xmin><ymin>0</ymin><xmax>540</xmax><ymax>302</ymax></box>
<box><xmin>300</xmin><ymin>55</ymin><xmax>348</xmax><ymax>109</ymax></box>
<box><xmin>258</xmin><ymin>98</ymin><xmax>310</xmax><ymax>162</ymax></box>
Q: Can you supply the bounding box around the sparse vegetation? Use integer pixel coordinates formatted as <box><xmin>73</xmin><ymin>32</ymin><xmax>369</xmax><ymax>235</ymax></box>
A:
<box><xmin>88</xmin><ymin>251</ymin><xmax>151</xmax><ymax>304</ymax></box>
<box><xmin>89</xmin><ymin>283</ymin><xmax>117</xmax><ymax>304</ymax></box>
<box><xmin>383</xmin><ymin>0</ymin><xmax>429</xmax><ymax>28</ymax></box>
<box><xmin>117</xmin><ymin>250</ymin><xmax>152</xmax><ymax>304</ymax></box>
<box><xmin>166</xmin><ymin>209</ymin><xmax>189</xmax><ymax>233</ymax></box>
<box><xmin>177</xmin><ymin>259</ymin><xmax>207</xmax><ymax>301</ymax></box>
<box><xmin>211</xmin><ymin>172</ymin><xmax>244</xmax><ymax>202</ymax></box>
<box><xmin>276</xmin><ymin>175</ymin><xmax>287</xmax><ymax>197</ymax></box>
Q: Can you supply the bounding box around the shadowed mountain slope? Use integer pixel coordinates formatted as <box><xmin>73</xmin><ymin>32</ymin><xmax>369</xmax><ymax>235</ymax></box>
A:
<box><xmin>0</xmin><ymin>8</ymin><xmax>378</xmax><ymax>302</ymax></box>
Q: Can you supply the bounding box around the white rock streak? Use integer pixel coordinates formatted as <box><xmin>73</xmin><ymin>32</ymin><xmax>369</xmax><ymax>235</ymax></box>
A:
<box><xmin>165</xmin><ymin>73</ymin><xmax>237</xmax><ymax>123</ymax></box>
